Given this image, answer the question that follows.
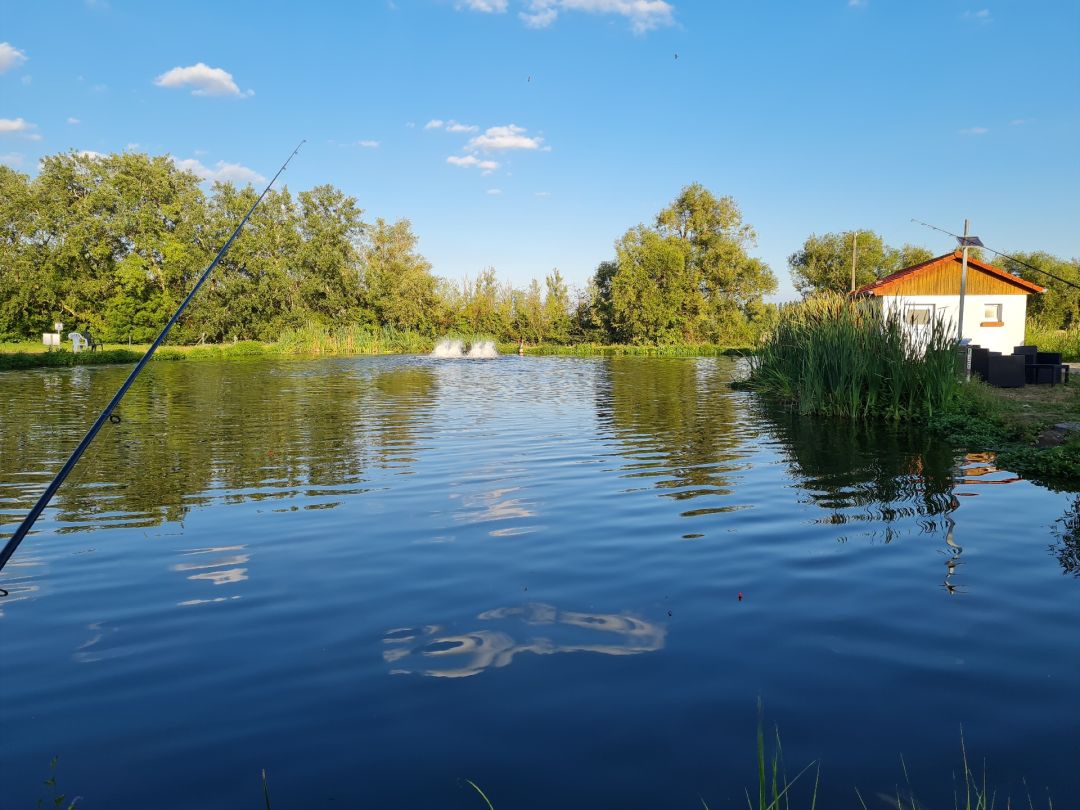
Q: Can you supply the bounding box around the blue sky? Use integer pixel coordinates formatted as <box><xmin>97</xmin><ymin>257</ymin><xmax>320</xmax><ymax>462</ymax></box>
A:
<box><xmin>2</xmin><ymin>0</ymin><xmax>1077</xmax><ymax>300</ymax></box>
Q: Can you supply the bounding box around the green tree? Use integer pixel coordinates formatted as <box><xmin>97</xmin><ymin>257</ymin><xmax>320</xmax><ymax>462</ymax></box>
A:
<box><xmin>543</xmin><ymin>269</ymin><xmax>572</xmax><ymax>342</ymax></box>
<box><xmin>788</xmin><ymin>230</ymin><xmax>892</xmax><ymax>296</ymax></box>
<box><xmin>788</xmin><ymin>231</ymin><xmax>939</xmax><ymax>297</ymax></box>
<box><xmin>591</xmin><ymin>184</ymin><xmax>774</xmax><ymax>344</ymax></box>
<box><xmin>296</xmin><ymin>184</ymin><xmax>366</xmax><ymax>326</ymax></box>
<box><xmin>996</xmin><ymin>251</ymin><xmax>1080</xmax><ymax>329</ymax></box>
<box><xmin>363</xmin><ymin>218</ymin><xmax>439</xmax><ymax>332</ymax></box>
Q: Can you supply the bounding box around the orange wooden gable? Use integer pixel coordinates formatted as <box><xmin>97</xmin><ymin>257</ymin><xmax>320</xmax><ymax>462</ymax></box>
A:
<box><xmin>854</xmin><ymin>252</ymin><xmax>1044</xmax><ymax>297</ymax></box>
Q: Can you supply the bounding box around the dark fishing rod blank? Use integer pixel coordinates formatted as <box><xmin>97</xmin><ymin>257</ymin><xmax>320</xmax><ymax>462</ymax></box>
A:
<box><xmin>0</xmin><ymin>141</ymin><xmax>305</xmax><ymax>578</ymax></box>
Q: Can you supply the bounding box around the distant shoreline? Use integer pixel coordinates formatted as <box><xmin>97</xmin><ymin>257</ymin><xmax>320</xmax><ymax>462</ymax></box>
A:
<box><xmin>0</xmin><ymin>341</ymin><xmax>750</xmax><ymax>371</ymax></box>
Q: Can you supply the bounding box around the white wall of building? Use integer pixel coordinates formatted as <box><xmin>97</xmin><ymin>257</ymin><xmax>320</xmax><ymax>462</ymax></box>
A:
<box><xmin>879</xmin><ymin>294</ymin><xmax>1029</xmax><ymax>354</ymax></box>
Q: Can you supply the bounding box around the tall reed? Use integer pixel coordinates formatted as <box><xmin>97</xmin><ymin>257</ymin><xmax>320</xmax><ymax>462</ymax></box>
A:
<box><xmin>746</xmin><ymin>294</ymin><xmax>959</xmax><ymax>420</ymax></box>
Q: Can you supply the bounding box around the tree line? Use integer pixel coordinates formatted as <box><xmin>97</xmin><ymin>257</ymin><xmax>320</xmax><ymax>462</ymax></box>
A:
<box><xmin>1</xmin><ymin>150</ymin><xmax>1075</xmax><ymax>346</ymax></box>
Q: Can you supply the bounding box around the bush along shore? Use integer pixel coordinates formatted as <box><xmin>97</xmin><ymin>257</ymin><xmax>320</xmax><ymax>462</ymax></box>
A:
<box><xmin>0</xmin><ymin>327</ymin><xmax>751</xmax><ymax>371</ymax></box>
<box><xmin>742</xmin><ymin>294</ymin><xmax>1080</xmax><ymax>486</ymax></box>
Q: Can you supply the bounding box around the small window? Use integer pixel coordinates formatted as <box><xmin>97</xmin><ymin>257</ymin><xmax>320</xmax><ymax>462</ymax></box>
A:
<box><xmin>905</xmin><ymin>304</ymin><xmax>933</xmax><ymax>326</ymax></box>
<box><xmin>982</xmin><ymin>303</ymin><xmax>1003</xmax><ymax>326</ymax></box>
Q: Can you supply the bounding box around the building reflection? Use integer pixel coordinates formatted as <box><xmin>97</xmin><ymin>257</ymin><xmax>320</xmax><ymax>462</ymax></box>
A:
<box><xmin>382</xmin><ymin>602</ymin><xmax>666</xmax><ymax>678</ymax></box>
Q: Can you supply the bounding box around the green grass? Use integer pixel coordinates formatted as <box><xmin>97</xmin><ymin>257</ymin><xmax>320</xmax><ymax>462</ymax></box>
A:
<box><xmin>745</xmin><ymin>294</ymin><xmax>959</xmax><ymax>420</ymax></box>
<box><xmin>1026</xmin><ymin>321</ymin><xmax>1080</xmax><ymax>362</ymax></box>
<box><xmin>510</xmin><ymin>342</ymin><xmax>747</xmax><ymax>357</ymax></box>
<box><xmin>926</xmin><ymin>378</ymin><xmax>1080</xmax><ymax>485</ymax></box>
<box><xmin>1</xmin><ymin>331</ymin><xmax>750</xmax><ymax>370</ymax></box>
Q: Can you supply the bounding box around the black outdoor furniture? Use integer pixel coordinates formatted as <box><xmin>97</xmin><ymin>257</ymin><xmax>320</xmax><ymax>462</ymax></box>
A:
<box><xmin>985</xmin><ymin>353</ymin><xmax>1027</xmax><ymax>388</ymax></box>
<box><xmin>1033</xmin><ymin>352</ymin><xmax>1069</xmax><ymax>385</ymax></box>
<box><xmin>968</xmin><ymin>344</ymin><xmax>1070</xmax><ymax>388</ymax></box>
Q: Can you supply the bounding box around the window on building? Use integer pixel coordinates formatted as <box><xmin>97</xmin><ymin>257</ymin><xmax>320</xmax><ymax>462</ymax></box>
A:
<box><xmin>905</xmin><ymin>304</ymin><xmax>934</xmax><ymax>326</ymax></box>
<box><xmin>982</xmin><ymin>303</ymin><xmax>1003</xmax><ymax>325</ymax></box>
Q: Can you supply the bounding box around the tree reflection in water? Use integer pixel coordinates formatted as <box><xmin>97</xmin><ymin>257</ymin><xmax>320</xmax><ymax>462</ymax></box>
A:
<box><xmin>0</xmin><ymin>361</ymin><xmax>438</xmax><ymax>535</ymax></box>
<box><xmin>382</xmin><ymin>603</ymin><xmax>666</xmax><ymax>678</ymax></box>
<box><xmin>598</xmin><ymin>356</ymin><xmax>750</xmax><ymax>511</ymax></box>
<box><xmin>1051</xmin><ymin>496</ymin><xmax>1080</xmax><ymax>577</ymax></box>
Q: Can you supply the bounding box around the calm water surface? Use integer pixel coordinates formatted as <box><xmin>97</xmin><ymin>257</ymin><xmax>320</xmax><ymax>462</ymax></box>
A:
<box><xmin>1</xmin><ymin>356</ymin><xmax>1077</xmax><ymax>808</ymax></box>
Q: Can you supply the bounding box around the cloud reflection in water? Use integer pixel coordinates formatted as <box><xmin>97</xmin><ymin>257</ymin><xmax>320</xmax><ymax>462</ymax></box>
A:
<box><xmin>383</xmin><ymin>603</ymin><xmax>666</xmax><ymax>678</ymax></box>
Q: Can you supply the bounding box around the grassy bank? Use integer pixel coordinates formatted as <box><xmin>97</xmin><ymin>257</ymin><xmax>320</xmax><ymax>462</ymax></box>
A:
<box><xmin>0</xmin><ymin>328</ymin><xmax>749</xmax><ymax>371</ymax></box>
<box><xmin>744</xmin><ymin>295</ymin><xmax>1080</xmax><ymax>486</ymax></box>
<box><xmin>928</xmin><ymin>378</ymin><xmax>1080</xmax><ymax>485</ymax></box>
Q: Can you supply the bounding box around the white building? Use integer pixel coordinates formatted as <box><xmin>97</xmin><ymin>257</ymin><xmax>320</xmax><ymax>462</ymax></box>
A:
<box><xmin>854</xmin><ymin>251</ymin><xmax>1044</xmax><ymax>354</ymax></box>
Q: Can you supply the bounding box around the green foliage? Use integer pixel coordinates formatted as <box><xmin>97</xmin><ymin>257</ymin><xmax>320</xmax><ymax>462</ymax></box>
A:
<box><xmin>1026</xmin><ymin>321</ymin><xmax>1080</xmax><ymax>362</ymax></box>
<box><xmin>587</xmin><ymin>184</ymin><xmax>776</xmax><ymax>345</ymax></box>
<box><xmin>4</xmin><ymin>160</ymin><xmax>776</xmax><ymax>350</ymax></box>
<box><xmin>787</xmin><ymin>231</ymin><xmax>935</xmax><ymax>296</ymax></box>
<box><xmin>1000</xmin><ymin>250</ymin><xmax>1080</xmax><ymax>329</ymax></box>
<box><xmin>363</xmin><ymin>217</ymin><xmax>439</xmax><ymax>332</ymax></box>
<box><xmin>746</xmin><ymin>294</ymin><xmax>959</xmax><ymax>419</ymax></box>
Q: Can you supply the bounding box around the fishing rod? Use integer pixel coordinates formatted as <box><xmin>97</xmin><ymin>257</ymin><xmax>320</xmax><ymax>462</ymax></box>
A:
<box><xmin>912</xmin><ymin>218</ymin><xmax>1080</xmax><ymax>291</ymax></box>
<box><xmin>0</xmin><ymin>140</ymin><xmax>305</xmax><ymax>581</ymax></box>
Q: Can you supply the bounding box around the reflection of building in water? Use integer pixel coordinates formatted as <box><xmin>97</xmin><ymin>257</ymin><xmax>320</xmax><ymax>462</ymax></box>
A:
<box><xmin>172</xmin><ymin>545</ymin><xmax>249</xmax><ymax>606</ymax></box>
<box><xmin>955</xmin><ymin>452</ymin><xmax>1022</xmax><ymax>486</ymax></box>
<box><xmin>383</xmin><ymin>602</ymin><xmax>666</xmax><ymax>678</ymax></box>
<box><xmin>941</xmin><ymin>453</ymin><xmax>1026</xmax><ymax>594</ymax></box>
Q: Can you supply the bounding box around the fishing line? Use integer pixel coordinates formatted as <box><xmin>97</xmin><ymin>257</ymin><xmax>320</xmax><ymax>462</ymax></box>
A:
<box><xmin>0</xmin><ymin>141</ymin><xmax>306</xmax><ymax>582</ymax></box>
<box><xmin>911</xmin><ymin>218</ymin><xmax>1080</xmax><ymax>291</ymax></box>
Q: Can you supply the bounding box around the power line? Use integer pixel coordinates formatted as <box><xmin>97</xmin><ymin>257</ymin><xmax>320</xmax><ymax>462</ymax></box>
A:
<box><xmin>911</xmin><ymin>218</ymin><xmax>1080</xmax><ymax>291</ymax></box>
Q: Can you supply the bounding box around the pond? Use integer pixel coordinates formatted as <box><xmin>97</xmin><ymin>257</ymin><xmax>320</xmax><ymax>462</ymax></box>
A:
<box><xmin>1</xmin><ymin>356</ymin><xmax>1077</xmax><ymax>808</ymax></box>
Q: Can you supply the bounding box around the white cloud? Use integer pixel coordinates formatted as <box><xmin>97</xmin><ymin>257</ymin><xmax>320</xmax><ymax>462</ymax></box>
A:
<box><xmin>962</xmin><ymin>8</ymin><xmax>991</xmax><ymax>22</ymax></box>
<box><xmin>1010</xmin><ymin>118</ymin><xmax>1031</xmax><ymax>126</ymax></box>
<box><xmin>67</xmin><ymin>117</ymin><xmax>81</xmax><ymax>125</ymax></box>
<box><xmin>0</xmin><ymin>117</ymin><xmax>41</xmax><ymax>140</ymax></box>
<box><xmin>486</xmin><ymin>188</ymin><xmax>503</xmax><ymax>195</ymax></box>
<box><xmin>447</xmin><ymin>155</ymin><xmax>500</xmax><ymax>171</ymax></box>
<box><xmin>457</xmin><ymin>0</ymin><xmax>508</xmax><ymax>11</ymax></box>
<box><xmin>522</xmin><ymin>6</ymin><xmax>558</xmax><ymax>26</ymax></box>
<box><xmin>959</xmin><ymin>126</ymin><xmax>989</xmax><ymax>135</ymax></box>
<box><xmin>848</xmin><ymin>0</ymin><xmax>867</xmax><ymax>6</ymax></box>
<box><xmin>534</xmin><ymin>191</ymin><xmax>551</xmax><ymax>197</ymax></box>
<box><xmin>406</xmin><ymin>121</ymin><xmax>416</xmax><ymax>128</ymax></box>
<box><xmin>78</xmin><ymin>150</ymin><xmax>106</xmax><ymax>159</ymax></box>
<box><xmin>125</xmin><ymin>142</ymin><xmax>140</xmax><ymax>151</ymax></box>
<box><xmin>520</xmin><ymin>0</ymin><xmax>675</xmax><ymax>33</ymax></box>
<box><xmin>446</xmin><ymin>120</ymin><xmax>479</xmax><ymax>133</ymax></box>
<box><xmin>154</xmin><ymin>63</ymin><xmax>252</xmax><ymax>97</ymax></box>
<box><xmin>0</xmin><ymin>42</ymin><xmax>28</xmax><ymax>73</ymax></box>
<box><xmin>173</xmin><ymin>157</ymin><xmax>267</xmax><ymax>185</ymax></box>
<box><xmin>0</xmin><ymin>152</ymin><xmax>24</xmax><ymax>167</ymax></box>
<box><xmin>425</xmin><ymin>119</ymin><xmax>445</xmax><ymax>129</ymax></box>
<box><xmin>0</xmin><ymin>118</ymin><xmax>31</xmax><ymax>132</ymax></box>
<box><xmin>467</xmin><ymin>123</ymin><xmax>543</xmax><ymax>151</ymax></box>
<box><xmin>358</xmin><ymin>140</ymin><xmax>380</xmax><ymax>148</ymax></box>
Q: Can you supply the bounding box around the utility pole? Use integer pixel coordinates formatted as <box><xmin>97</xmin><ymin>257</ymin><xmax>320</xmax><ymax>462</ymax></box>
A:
<box><xmin>850</xmin><ymin>231</ymin><xmax>859</xmax><ymax>293</ymax></box>
<box><xmin>957</xmin><ymin>219</ymin><xmax>970</xmax><ymax>344</ymax></box>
